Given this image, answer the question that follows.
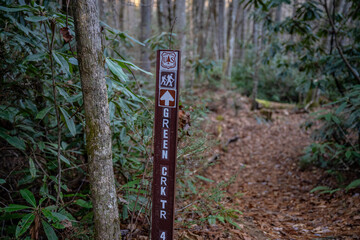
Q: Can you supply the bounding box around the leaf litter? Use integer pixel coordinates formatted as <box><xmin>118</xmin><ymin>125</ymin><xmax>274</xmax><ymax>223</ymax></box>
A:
<box><xmin>174</xmin><ymin>89</ymin><xmax>360</xmax><ymax>240</ymax></box>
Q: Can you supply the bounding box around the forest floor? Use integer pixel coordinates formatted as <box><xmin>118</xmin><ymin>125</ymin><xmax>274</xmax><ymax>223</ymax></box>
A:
<box><xmin>176</xmin><ymin>90</ymin><xmax>360</xmax><ymax>240</ymax></box>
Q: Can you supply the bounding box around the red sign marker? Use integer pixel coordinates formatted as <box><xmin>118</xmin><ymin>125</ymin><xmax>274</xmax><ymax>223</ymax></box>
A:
<box><xmin>152</xmin><ymin>50</ymin><xmax>180</xmax><ymax>240</ymax></box>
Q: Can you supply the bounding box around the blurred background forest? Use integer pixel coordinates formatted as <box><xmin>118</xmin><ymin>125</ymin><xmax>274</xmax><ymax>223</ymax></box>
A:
<box><xmin>0</xmin><ymin>0</ymin><xmax>359</xmax><ymax>239</ymax></box>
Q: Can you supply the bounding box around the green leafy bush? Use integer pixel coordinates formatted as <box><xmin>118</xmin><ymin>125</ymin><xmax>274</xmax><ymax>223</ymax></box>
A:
<box><xmin>231</xmin><ymin>52</ymin><xmax>302</xmax><ymax>103</ymax></box>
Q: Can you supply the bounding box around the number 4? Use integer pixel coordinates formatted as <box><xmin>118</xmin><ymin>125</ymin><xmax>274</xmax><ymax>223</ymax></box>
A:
<box><xmin>160</xmin><ymin>231</ymin><xmax>166</xmax><ymax>240</ymax></box>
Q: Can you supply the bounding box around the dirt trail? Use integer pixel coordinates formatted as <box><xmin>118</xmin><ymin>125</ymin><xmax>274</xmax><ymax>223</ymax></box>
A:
<box><xmin>199</xmin><ymin>93</ymin><xmax>360</xmax><ymax>239</ymax></box>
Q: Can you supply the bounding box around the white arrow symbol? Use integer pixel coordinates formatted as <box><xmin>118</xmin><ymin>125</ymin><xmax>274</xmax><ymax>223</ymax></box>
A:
<box><xmin>160</xmin><ymin>91</ymin><xmax>174</xmax><ymax>106</ymax></box>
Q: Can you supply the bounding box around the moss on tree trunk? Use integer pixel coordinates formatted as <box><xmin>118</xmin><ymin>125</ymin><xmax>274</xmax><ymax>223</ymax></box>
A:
<box><xmin>73</xmin><ymin>1</ymin><xmax>121</xmax><ymax>239</ymax></box>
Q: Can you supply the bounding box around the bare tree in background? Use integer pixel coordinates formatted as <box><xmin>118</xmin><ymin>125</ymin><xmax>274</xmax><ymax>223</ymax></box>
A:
<box><xmin>196</xmin><ymin>0</ymin><xmax>206</xmax><ymax>58</ymax></box>
<box><xmin>157</xmin><ymin>0</ymin><xmax>165</xmax><ymax>31</ymax></box>
<box><xmin>73</xmin><ymin>1</ymin><xmax>121</xmax><ymax>239</ymax></box>
<box><xmin>251</xmin><ymin>9</ymin><xmax>260</xmax><ymax>110</ymax></box>
<box><xmin>239</xmin><ymin>3</ymin><xmax>246</xmax><ymax>61</ymax></box>
<box><xmin>97</xmin><ymin>0</ymin><xmax>106</xmax><ymax>22</ymax></box>
<box><xmin>217</xmin><ymin>0</ymin><xmax>225</xmax><ymax>60</ymax></box>
<box><xmin>119</xmin><ymin>0</ymin><xmax>125</xmax><ymax>30</ymax></box>
<box><xmin>140</xmin><ymin>0</ymin><xmax>152</xmax><ymax>72</ymax></box>
<box><xmin>175</xmin><ymin>0</ymin><xmax>187</xmax><ymax>88</ymax></box>
<box><xmin>224</xmin><ymin>0</ymin><xmax>239</xmax><ymax>78</ymax></box>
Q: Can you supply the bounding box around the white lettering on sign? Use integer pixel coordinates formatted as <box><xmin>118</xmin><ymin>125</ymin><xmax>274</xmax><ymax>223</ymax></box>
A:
<box><xmin>162</xmin><ymin>166</ymin><xmax>168</xmax><ymax>176</ymax></box>
<box><xmin>160</xmin><ymin>166</ymin><xmax>168</xmax><ymax>197</ymax></box>
<box><xmin>163</xmin><ymin>129</ymin><xmax>168</xmax><ymax>138</ymax></box>
<box><xmin>162</xmin><ymin>119</ymin><xmax>169</xmax><ymax>128</ymax></box>
<box><xmin>160</xmin><ymin>210</ymin><xmax>166</xmax><ymax>219</ymax></box>
<box><xmin>160</xmin><ymin>199</ymin><xmax>167</xmax><ymax>208</ymax></box>
<box><xmin>163</xmin><ymin>108</ymin><xmax>169</xmax><ymax>117</ymax></box>
<box><xmin>163</xmin><ymin>139</ymin><xmax>168</xmax><ymax>149</ymax></box>
<box><xmin>162</xmin><ymin>150</ymin><xmax>168</xmax><ymax>160</ymax></box>
<box><xmin>161</xmin><ymin>186</ymin><xmax>166</xmax><ymax>196</ymax></box>
<box><xmin>161</xmin><ymin>176</ymin><xmax>167</xmax><ymax>186</ymax></box>
<box><xmin>160</xmin><ymin>231</ymin><xmax>166</xmax><ymax>240</ymax></box>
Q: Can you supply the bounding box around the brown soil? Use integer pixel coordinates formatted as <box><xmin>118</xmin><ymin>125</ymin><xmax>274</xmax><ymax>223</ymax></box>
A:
<box><xmin>176</xmin><ymin>91</ymin><xmax>360</xmax><ymax>240</ymax></box>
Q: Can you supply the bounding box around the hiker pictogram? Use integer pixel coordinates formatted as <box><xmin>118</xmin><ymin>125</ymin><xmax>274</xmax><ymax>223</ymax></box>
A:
<box><xmin>160</xmin><ymin>72</ymin><xmax>176</xmax><ymax>88</ymax></box>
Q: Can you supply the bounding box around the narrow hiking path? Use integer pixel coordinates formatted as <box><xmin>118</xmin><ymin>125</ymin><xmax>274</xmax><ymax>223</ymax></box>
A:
<box><xmin>196</xmin><ymin>91</ymin><xmax>360</xmax><ymax>239</ymax></box>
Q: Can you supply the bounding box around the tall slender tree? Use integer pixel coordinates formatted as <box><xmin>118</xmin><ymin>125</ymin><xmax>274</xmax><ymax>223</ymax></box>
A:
<box><xmin>140</xmin><ymin>0</ymin><xmax>152</xmax><ymax>72</ymax></box>
<box><xmin>251</xmin><ymin>9</ymin><xmax>260</xmax><ymax>110</ymax></box>
<box><xmin>196</xmin><ymin>0</ymin><xmax>206</xmax><ymax>58</ymax></box>
<box><xmin>224</xmin><ymin>0</ymin><xmax>239</xmax><ymax>78</ymax></box>
<box><xmin>239</xmin><ymin>3</ymin><xmax>246</xmax><ymax>61</ymax></box>
<box><xmin>73</xmin><ymin>1</ymin><xmax>121</xmax><ymax>239</ymax></box>
<box><xmin>157</xmin><ymin>0</ymin><xmax>165</xmax><ymax>31</ymax></box>
<box><xmin>175</xmin><ymin>0</ymin><xmax>187</xmax><ymax>88</ymax></box>
<box><xmin>119</xmin><ymin>0</ymin><xmax>125</xmax><ymax>30</ymax></box>
<box><xmin>217</xmin><ymin>0</ymin><xmax>225</xmax><ymax>60</ymax></box>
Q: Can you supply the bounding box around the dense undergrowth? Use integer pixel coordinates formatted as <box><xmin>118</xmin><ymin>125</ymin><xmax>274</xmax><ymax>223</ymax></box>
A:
<box><xmin>0</xmin><ymin>0</ymin><xmax>360</xmax><ymax>239</ymax></box>
<box><xmin>0</xmin><ymin>1</ymin><xmax>239</xmax><ymax>239</ymax></box>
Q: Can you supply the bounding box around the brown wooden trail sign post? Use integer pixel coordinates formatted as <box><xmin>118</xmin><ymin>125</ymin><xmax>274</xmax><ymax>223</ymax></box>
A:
<box><xmin>151</xmin><ymin>50</ymin><xmax>180</xmax><ymax>240</ymax></box>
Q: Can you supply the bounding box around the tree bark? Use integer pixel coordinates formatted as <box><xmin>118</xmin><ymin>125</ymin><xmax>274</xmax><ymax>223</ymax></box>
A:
<box><xmin>166</xmin><ymin>0</ymin><xmax>174</xmax><ymax>30</ymax></box>
<box><xmin>251</xmin><ymin>14</ymin><xmax>260</xmax><ymax>110</ymax></box>
<box><xmin>239</xmin><ymin>3</ymin><xmax>246</xmax><ymax>61</ymax></box>
<box><xmin>175</xmin><ymin>0</ymin><xmax>187</xmax><ymax>88</ymax></box>
<box><xmin>226</xmin><ymin>0</ymin><xmax>233</xmax><ymax>50</ymax></box>
<box><xmin>211</xmin><ymin>1</ymin><xmax>219</xmax><ymax>60</ymax></box>
<box><xmin>224</xmin><ymin>0</ymin><xmax>238</xmax><ymax>78</ymax></box>
<box><xmin>140</xmin><ymin>0</ymin><xmax>152</xmax><ymax>72</ymax></box>
<box><xmin>119</xmin><ymin>0</ymin><xmax>125</xmax><ymax>30</ymax></box>
<box><xmin>73</xmin><ymin>1</ymin><xmax>121</xmax><ymax>239</ymax></box>
<box><xmin>97</xmin><ymin>0</ymin><xmax>106</xmax><ymax>22</ymax></box>
<box><xmin>217</xmin><ymin>0</ymin><xmax>225</xmax><ymax>60</ymax></box>
<box><xmin>196</xmin><ymin>0</ymin><xmax>206</xmax><ymax>58</ymax></box>
<box><xmin>157</xmin><ymin>0</ymin><xmax>166</xmax><ymax>32</ymax></box>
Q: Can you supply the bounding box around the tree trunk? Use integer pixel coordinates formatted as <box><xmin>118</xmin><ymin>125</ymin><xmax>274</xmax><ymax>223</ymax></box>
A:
<box><xmin>217</xmin><ymin>0</ymin><xmax>225</xmax><ymax>60</ymax></box>
<box><xmin>73</xmin><ymin>1</ymin><xmax>121</xmax><ymax>239</ymax></box>
<box><xmin>97</xmin><ymin>0</ymin><xmax>106</xmax><ymax>22</ymax></box>
<box><xmin>140</xmin><ymin>0</ymin><xmax>152</xmax><ymax>72</ymax></box>
<box><xmin>119</xmin><ymin>0</ymin><xmax>125</xmax><ymax>30</ymax></box>
<box><xmin>226</xmin><ymin>0</ymin><xmax>233</xmax><ymax>50</ymax></box>
<box><xmin>191</xmin><ymin>0</ymin><xmax>198</xmax><ymax>55</ymax></box>
<box><xmin>211</xmin><ymin>1</ymin><xmax>219</xmax><ymax>59</ymax></box>
<box><xmin>239</xmin><ymin>3</ymin><xmax>246</xmax><ymax>61</ymax></box>
<box><xmin>196</xmin><ymin>0</ymin><xmax>206</xmax><ymax>58</ymax></box>
<box><xmin>251</xmin><ymin>15</ymin><xmax>259</xmax><ymax>110</ymax></box>
<box><xmin>224</xmin><ymin>0</ymin><xmax>238</xmax><ymax>78</ymax></box>
<box><xmin>166</xmin><ymin>0</ymin><xmax>174</xmax><ymax>30</ymax></box>
<box><xmin>211</xmin><ymin>9</ymin><xmax>219</xmax><ymax>60</ymax></box>
<box><xmin>157</xmin><ymin>0</ymin><xmax>165</xmax><ymax>31</ymax></box>
<box><xmin>175</xmin><ymin>0</ymin><xmax>187</xmax><ymax>88</ymax></box>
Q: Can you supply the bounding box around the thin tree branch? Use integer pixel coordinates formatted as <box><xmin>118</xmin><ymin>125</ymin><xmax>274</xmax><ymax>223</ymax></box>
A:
<box><xmin>323</xmin><ymin>0</ymin><xmax>360</xmax><ymax>83</ymax></box>
<box><xmin>42</xmin><ymin>21</ymin><xmax>64</xmax><ymax>206</ymax></box>
<box><xmin>329</xmin><ymin>0</ymin><xmax>344</xmax><ymax>96</ymax></box>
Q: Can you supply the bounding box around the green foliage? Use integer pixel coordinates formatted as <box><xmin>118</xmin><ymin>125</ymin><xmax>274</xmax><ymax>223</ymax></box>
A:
<box><xmin>232</xmin><ymin>52</ymin><xmax>302</xmax><ymax>102</ymax></box>
<box><xmin>177</xmin><ymin>165</ymin><xmax>243</xmax><ymax>230</ymax></box>
<box><xmin>245</xmin><ymin>0</ymin><xmax>360</xmax><ymax>190</ymax></box>
<box><xmin>301</xmin><ymin>85</ymin><xmax>360</xmax><ymax>190</ymax></box>
<box><xmin>189</xmin><ymin>58</ymin><xmax>217</xmax><ymax>88</ymax></box>
<box><xmin>1</xmin><ymin>188</ymin><xmax>72</xmax><ymax>239</ymax></box>
<box><xmin>0</xmin><ymin>0</ymin><xmax>156</xmax><ymax>238</ymax></box>
<box><xmin>145</xmin><ymin>32</ymin><xmax>176</xmax><ymax>51</ymax></box>
<box><xmin>310</xmin><ymin>186</ymin><xmax>340</xmax><ymax>195</ymax></box>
